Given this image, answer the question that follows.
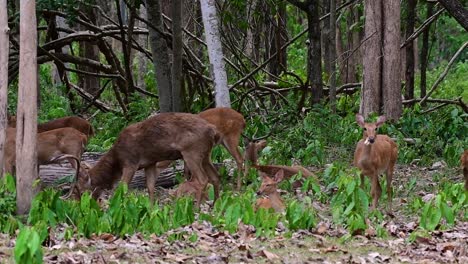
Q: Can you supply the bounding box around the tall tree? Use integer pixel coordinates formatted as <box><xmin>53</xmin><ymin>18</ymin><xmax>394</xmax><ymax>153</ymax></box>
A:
<box><xmin>420</xmin><ymin>2</ymin><xmax>435</xmax><ymax>99</ymax></box>
<box><xmin>329</xmin><ymin>0</ymin><xmax>337</xmax><ymax>112</ymax></box>
<box><xmin>287</xmin><ymin>0</ymin><xmax>323</xmax><ymax>104</ymax></box>
<box><xmin>16</xmin><ymin>0</ymin><xmax>38</xmax><ymax>215</ymax></box>
<box><xmin>200</xmin><ymin>0</ymin><xmax>231</xmax><ymax>108</ymax></box>
<box><xmin>171</xmin><ymin>0</ymin><xmax>183</xmax><ymax>112</ymax></box>
<box><xmin>0</xmin><ymin>0</ymin><xmax>8</xmax><ymax>175</ymax></box>
<box><xmin>361</xmin><ymin>0</ymin><xmax>402</xmax><ymax>120</ymax></box>
<box><xmin>146</xmin><ymin>0</ymin><xmax>173</xmax><ymax>112</ymax></box>
<box><xmin>404</xmin><ymin>0</ymin><xmax>417</xmax><ymax>100</ymax></box>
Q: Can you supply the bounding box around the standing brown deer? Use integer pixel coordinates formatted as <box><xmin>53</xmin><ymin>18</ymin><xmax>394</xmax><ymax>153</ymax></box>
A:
<box><xmin>4</xmin><ymin>127</ymin><xmax>88</xmax><ymax>175</ymax></box>
<box><xmin>8</xmin><ymin>115</ymin><xmax>94</xmax><ymax>137</ymax></box>
<box><xmin>70</xmin><ymin>113</ymin><xmax>221</xmax><ymax>205</ymax></box>
<box><xmin>353</xmin><ymin>114</ymin><xmax>398</xmax><ymax>212</ymax></box>
<box><xmin>461</xmin><ymin>150</ymin><xmax>468</xmax><ymax>190</ymax></box>
<box><xmin>256</xmin><ymin>170</ymin><xmax>285</xmax><ymax>213</ymax></box>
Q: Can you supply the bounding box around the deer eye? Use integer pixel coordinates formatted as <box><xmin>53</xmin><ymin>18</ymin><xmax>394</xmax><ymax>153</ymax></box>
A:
<box><xmin>363</xmin><ymin>128</ymin><xmax>367</xmax><ymax>131</ymax></box>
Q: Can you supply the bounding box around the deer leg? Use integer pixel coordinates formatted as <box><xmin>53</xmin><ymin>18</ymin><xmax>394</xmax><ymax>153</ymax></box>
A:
<box><xmin>182</xmin><ymin>153</ymin><xmax>208</xmax><ymax>205</ymax></box>
<box><xmin>370</xmin><ymin>174</ymin><xmax>382</xmax><ymax>211</ymax></box>
<box><xmin>121</xmin><ymin>166</ymin><xmax>138</xmax><ymax>186</ymax></box>
<box><xmin>145</xmin><ymin>164</ymin><xmax>159</xmax><ymax>205</ymax></box>
<box><xmin>203</xmin><ymin>156</ymin><xmax>220</xmax><ymax>200</ymax></box>
<box><xmin>222</xmin><ymin>136</ymin><xmax>244</xmax><ymax>191</ymax></box>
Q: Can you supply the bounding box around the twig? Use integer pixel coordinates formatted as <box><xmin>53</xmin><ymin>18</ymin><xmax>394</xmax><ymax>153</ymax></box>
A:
<box><xmin>400</xmin><ymin>6</ymin><xmax>443</xmax><ymax>49</ymax></box>
<box><xmin>419</xmin><ymin>41</ymin><xmax>468</xmax><ymax>105</ymax></box>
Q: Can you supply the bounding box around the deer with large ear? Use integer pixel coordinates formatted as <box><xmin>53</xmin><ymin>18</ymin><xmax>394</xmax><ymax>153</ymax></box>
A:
<box><xmin>256</xmin><ymin>169</ymin><xmax>286</xmax><ymax>213</ymax></box>
<box><xmin>353</xmin><ymin>114</ymin><xmax>398</xmax><ymax>212</ymax></box>
<box><xmin>72</xmin><ymin>113</ymin><xmax>221</xmax><ymax>206</ymax></box>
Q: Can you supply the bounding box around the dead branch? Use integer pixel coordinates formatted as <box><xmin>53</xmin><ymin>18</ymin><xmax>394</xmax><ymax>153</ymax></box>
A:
<box><xmin>400</xmin><ymin>6</ymin><xmax>443</xmax><ymax>49</ymax></box>
<box><xmin>404</xmin><ymin>97</ymin><xmax>468</xmax><ymax>113</ymax></box>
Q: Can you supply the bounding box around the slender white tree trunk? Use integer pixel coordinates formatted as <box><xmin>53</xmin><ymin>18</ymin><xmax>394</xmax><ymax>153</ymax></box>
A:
<box><xmin>200</xmin><ymin>0</ymin><xmax>231</xmax><ymax>108</ymax></box>
<box><xmin>0</xmin><ymin>0</ymin><xmax>9</xmax><ymax>176</ymax></box>
<box><xmin>17</xmin><ymin>0</ymin><xmax>38</xmax><ymax>215</ymax></box>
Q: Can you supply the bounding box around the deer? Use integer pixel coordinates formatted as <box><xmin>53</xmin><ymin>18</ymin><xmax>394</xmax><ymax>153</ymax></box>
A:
<box><xmin>66</xmin><ymin>113</ymin><xmax>221</xmax><ymax>206</ymax></box>
<box><xmin>175</xmin><ymin>179</ymin><xmax>209</xmax><ymax>205</ymax></box>
<box><xmin>8</xmin><ymin>115</ymin><xmax>94</xmax><ymax>137</ymax></box>
<box><xmin>461</xmin><ymin>150</ymin><xmax>468</xmax><ymax>190</ymax></box>
<box><xmin>158</xmin><ymin>107</ymin><xmax>246</xmax><ymax>190</ymax></box>
<box><xmin>353</xmin><ymin>114</ymin><xmax>398</xmax><ymax>212</ymax></box>
<box><xmin>256</xmin><ymin>170</ymin><xmax>286</xmax><ymax>213</ymax></box>
<box><xmin>4</xmin><ymin>127</ymin><xmax>88</xmax><ymax>175</ymax></box>
<box><xmin>244</xmin><ymin>139</ymin><xmax>315</xmax><ymax>188</ymax></box>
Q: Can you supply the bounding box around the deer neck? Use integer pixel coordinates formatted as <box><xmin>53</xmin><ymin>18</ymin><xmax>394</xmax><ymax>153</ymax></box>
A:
<box><xmin>360</xmin><ymin>140</ymin><xmax>374</xmax><ymax>160</ymax></box>
<box><xmin>90</xmin><ymin>151</ymin><xmax>121</xmax><ymax>188</ymax></box>
<box><xmin>267</xmin><ymin>191</ymin><xmax>284</xmax><ymax>209</ymax></box>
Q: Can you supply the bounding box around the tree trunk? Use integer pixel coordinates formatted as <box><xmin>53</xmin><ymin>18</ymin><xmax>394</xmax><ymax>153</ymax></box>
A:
<box><xmin>171</xmin><ymin>0</ymin><xmax>183</xmax><ymax>112</ymax></box>
<box><xmin>438</xmin><ymin>0</ymin><xmax>468</xmax><ymax>31</ymax></box>
<box><xmin>361</xmin><ymin>0</ymin><xmax>382</xmax><ymax>117</ymax></box>
<box><xmin>245</xmin><ymin>0</ymin><xmax>259</xmax><ymax>61</ymax></box>
<box><xmin>79</xmin><ymin>7</ymin><xmax>100</xmax><ymax>96</ymax></box>
<box><xmin>404</xmin><ymin>0</ymin><xmax>417</xmax><ymax>100</ymax></box>
<box><xmin>382</xmin><ymin>0</ymin><xmax>402</xmax><ymax>120</ymax></box>
<box><xmin>146</xmin><ymin>0</ymin><xmax>173</xmax><ymax>112</ymax></box>
<box><xmin>200</xmin><ymin>0</ymin><xmax>231</xmax><ymax>108</ymax></box>
<box><xmin>420</xmin><ymin>2</ymin><xmax>434</xmax><ymax>99</ymax></box>
<box><xmin>17</xmin><ymin>0</ymin><xmax>38</xmax><ymax>215</ymax></box>
<box><xmin>0</xmin><ymin>0</ymin><xmax>8</xmax><ymax>176</ymax></box>
<box><xmin>307</xmin><ymin>2</ymin><xmax>323</xmax><ymax>104</ymax></box>
<box><xmin>329</xmin><ymin>0</ymin><xmax>337</xmax><ymax>112</ymax></box>
<box><xmin>136</xmin><ymin>5</ymin><xmax>148</xmax><ymax>91</ymax></box>
<box><xmin>269</xmin><ymin>3</ymin><xmax>288</xmax><ymax>78</ymax></box>
<box><xmin>322</xmin><ymin>0</ymin><xmax>331</xmax><ymax>82</ymax></box>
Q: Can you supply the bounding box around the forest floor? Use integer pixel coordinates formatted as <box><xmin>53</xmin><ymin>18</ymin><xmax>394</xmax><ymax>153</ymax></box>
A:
<box><xmin>0</xmin><ymin>160</ymin><xmax>467</xmax><ymax>263</ymax></box>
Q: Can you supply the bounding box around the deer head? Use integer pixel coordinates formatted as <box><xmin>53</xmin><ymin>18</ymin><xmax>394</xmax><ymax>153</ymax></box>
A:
<box><xmin>356</xmin><ymin>114</ymin><xmax>386</xmax><ymax>145</ymax></box>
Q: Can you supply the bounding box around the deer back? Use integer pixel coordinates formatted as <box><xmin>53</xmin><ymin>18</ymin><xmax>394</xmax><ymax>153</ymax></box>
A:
<box><xmin>37</xmin><ymin>127</ymin><xmax>88</xmax><ymax>164</ymax></box>
<box><xmin>38</xmin><ymin>116</ymin><xmax>94</xmax><ymax>137</ymax></box>
<box><xmin>198</xmin><ymin>107</ymin><xmax>245</xmax><ymax>139</ymax></box>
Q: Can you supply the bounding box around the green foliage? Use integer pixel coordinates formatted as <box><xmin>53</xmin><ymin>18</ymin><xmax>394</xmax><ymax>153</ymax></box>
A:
<box><xmin>0</xmin><ymin>175</ymin><xmax>20</xmax><ymax>234</ymax></box>
<box><xmin>285</xmin><ymin>199</ymin><xmax>316</xmax><ymax>231</ymax></box>
<box><xmin>14</xmin><ymin>227</ymin><xmax>43</xmax><ymax>264</ymax></box>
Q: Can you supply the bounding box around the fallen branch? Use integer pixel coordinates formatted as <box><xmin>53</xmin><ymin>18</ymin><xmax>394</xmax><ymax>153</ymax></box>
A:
<box><xmin>404</xmin><ymin>97</ymin><xmax>468</xmax><ymax>113</ymax></box>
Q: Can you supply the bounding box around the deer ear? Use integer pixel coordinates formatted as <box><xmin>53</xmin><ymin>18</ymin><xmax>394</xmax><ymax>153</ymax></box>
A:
<box><xmin>274</xmin><ymin>169</ymin><xmax>284</xmax><ymax>183</ymax></box>
<box><xmin>376</xmin><ymin>116</ymin><xmax>386</xmax><ymax>128</ymax></box>
<box><xmin>356</xmin><ymin>114</ymin><xmax>365</xmax><ymax>127</ymax></box>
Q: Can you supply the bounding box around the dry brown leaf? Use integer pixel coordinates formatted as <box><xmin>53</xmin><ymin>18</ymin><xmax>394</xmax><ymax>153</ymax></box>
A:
<box><xmin>258</xmin><ymin>249</ymin><xmax>280</xmax><ymax>260</ymax></box>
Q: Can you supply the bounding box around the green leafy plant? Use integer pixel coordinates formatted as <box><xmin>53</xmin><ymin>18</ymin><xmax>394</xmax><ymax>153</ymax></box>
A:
<box><xmin>14</xmin><ymin>227</ymin><xmax>44</xmax><ymax>264</ymax></box>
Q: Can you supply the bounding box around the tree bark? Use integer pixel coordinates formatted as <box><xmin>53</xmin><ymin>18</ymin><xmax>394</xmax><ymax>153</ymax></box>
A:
<box><xmin>329</xmin><ymin>0</ymin><xmax>337</xmax><ymax>112</ymax></box>
<box><xmin>404</xmin><ymin>0</ymin><xmax>417</xmax><ymax>100</ymax></box>
<box><xmin>200</xmin><ymin>0</ymin><xmax>231</xmax><ymax>108</ymax></box>
<box><xmin>269</xmin><ymin>3</ymin><xmax>288</xmax><ymax>78</ymax></box>
<box><xmin>361</xmin><ymin>0</ymin><xmax>382</xmax><ymax>117</ymax></box>
<box><xmin>420</xmin><ymin>2</ymin><xmax>435</xmax><ymax>99</ymax></box>
<box><xmin>146</xmin><ymin>0</ymin><xmax>173</xmax><ymax>112</ymax></box>
<box><xmin>306</xmin><ymin>2</ymin><xmax>323</xmax><ymax>104</ymax></box>
<box><xmin>382</xmin><ymin>0</ymin><xmax>402</xmax><ymax>119</ymax></box>
<box><xmin>79</xmin><ymin>7</ymin><xmax>100</xmax><ymax>96</ymax></box>
<box><xmin>0</xmin><ymin>0</ymin><xmax>8</xmax><ymax>176</ymax></box>
<box><xmin>437</xmin><ymin>0</ymin><xmax>468</xmax><ymax>31</ymax></box>
<box><xmin>16</xmin><ymin>0</ymin><xmax>38</xmax><ymax>215</ymax></box>
<box><xmin>171</xmin><ymin>0</ymin><xmax>183</xmax><ymax>112</ymax></box>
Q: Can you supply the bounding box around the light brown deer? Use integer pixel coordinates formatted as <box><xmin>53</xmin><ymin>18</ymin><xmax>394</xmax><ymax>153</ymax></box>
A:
<box><xmin>4</xmin><ymin>127</ymin><xmax>88</xmax><ymax>175</ymax></box>
<box><xmin>175</xmin><ymin>179</ymin><xmax>209</xmax><ymax>205</ymax></box>
<box><xmin>245</xmin><ymin>139</ymin><xmax>315</xmax><ymax>188</ymax></box>
<box><xmin>70</xmin><ymin>113</ymin><xmax>221</xmax><ymax>205</ymax></box>
<box><xmin>256</xmin><ymin>170</ymin><xmax>285</xmax><ymax>213</ymax></box>
<box><xmin>461</xmin><ymin>150</ymin><xmax>468</xmax><ymax>190</ymax></box>
<box><xmin>8</xmin><ymin>115</ymin><xmax>94</xmax><ymax>137</ymax></box>
<box><xmin>353</xmin><ymin>114</ymin><xmax>398</xmax><ymax>212</ymax></box>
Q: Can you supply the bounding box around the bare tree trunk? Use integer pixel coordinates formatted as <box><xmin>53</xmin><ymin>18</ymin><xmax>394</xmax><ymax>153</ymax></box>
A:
<box><xmin>171</xmin><ymin>0</ymin><xmax>183</xmax><ymax>112</ymax></box>
<box><xmin>437</xmin><ymin>0</ymin><xmax>468</xmax><ymax>31</ymax></box>
<box><xmin>269</xmin><ymin>3</ymin><xmax>288</xmax><ymax>78</ymax></box>
<box><xmin>361</xmin><ymin>0</ymin><xmax>382</xmax><ymax>117</ymax></box>
<box><xmin>322</xmin><ymin>0</ymin><xmax>331</xmax><ymax>82</ymax></box>
<box><xmin>79</xmin><ymin>7</ymin><xmax>100</xmax><ymax>96</ymax></box>
<box><xmin>382</xmin><ymin>0</ymin><xmax>402</xmax><ymax>119</ymax></box>
<box><xmin>307</xmin><ymin>2</ymin><xmax>323</xmax><ymax>104</ymax></box>
<box><xmin>200</xmin><ymin>0</ymin><xmax>231</xmax><ymax>108</ymax></box>
<box><xmin>420</xmin><ymin>2</ymin><xmax>434</xmax><ymax>99</ymax></box>
<box><xmin>404</xmin><ymin>0</ymin><xmax>417</xmax><ymax>100</ymax></box>
<box><xmin>329</xmin><ymin>0</ymin><xmax>337</xmax><ymax>112</ymax></box>
<box><xmin>245</xmin><ymin>0</ymin><xmax>258</xmax><ymax>61</ymax></box>
<box><xmin>17</xmin><ymin>0</ymin><xmax>38</xmax><ymax>215</ymax></box>
<box><xmin>0</xmin><ymin>0</ymin><xmax>8</xmax><ymax>176</ymax></box>
<box><xmin>136</xmin><ymin>5</ymin><xmax>148</xmax><ymax>91</ymax></box>
<box><xmin>146</xmin><ymin>0</ymin><xmax>173</xmax><ymax>112</ymax></box>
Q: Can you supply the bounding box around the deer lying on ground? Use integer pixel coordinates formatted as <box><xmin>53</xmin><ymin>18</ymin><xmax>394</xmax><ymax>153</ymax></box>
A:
<box><xmin>8</xmin><ymin>115</ymin><xmax>94</xmax><ymax>137</ymax></box>
<box><xmin>158</xmin><ymin>107</ymin><xmax>246</xmax><ymax>190</ymax></box>
<box><xmin>66</xmin><ymin>113</ymin><xmax>221</xmax><ymax>205</ymax></box>
<box><xmin>353</xmin><ymin>114</ymin><xmax>398</xmax><ymax>212</ymax></box>
<box><xmin>461</xmin><ymin>150</ymin><xmax>468</xmax><ymax>190</ymax></box>
<box><xmin>245</xmin><ymin>139</ymin><xmax>315</xmax><ymax>188</ymax></box>
<box><xmin>175</xmin><ymin>179</ymin><xmax>209</xmax><ymax>204</ymax></box>
<box><xmin>256</xmin><ymin>170</ymin><xmax>285</xmax><ymax>213</ymax></box>
<box><xmin>4</xmin><ymin>127</ymin><xmax>88</xmax><ymax>175</ymax></box>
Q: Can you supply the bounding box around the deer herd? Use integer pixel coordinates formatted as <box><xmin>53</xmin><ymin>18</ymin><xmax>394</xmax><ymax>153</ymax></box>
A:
<box><xmin>3</xmin><ymin>109</ymin><xmax>467</xmax><ymax>214</ymax></box>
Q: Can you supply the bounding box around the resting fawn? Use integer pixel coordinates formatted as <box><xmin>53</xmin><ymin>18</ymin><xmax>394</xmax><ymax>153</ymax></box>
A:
<box><xmin>256</xmin><ymin>170</ymin><xmax>285</xmax><ymax>213</ymax></box>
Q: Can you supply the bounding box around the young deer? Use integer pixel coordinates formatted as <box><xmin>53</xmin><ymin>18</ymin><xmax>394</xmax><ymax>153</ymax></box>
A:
<box><xmin>70</xmin><ymin>113</ymin><xmax>221</xmax><ymax>205</ymax></box>
<box><xmin>256</xmin><ymin>170</ymin><xmax>285</xmax><ymax>213</ymax></box>
<box><xmin>4</xmin><ymin>127</ymin><xmax>88</xmax><ymax>175</ymax></box>
<box><xmin>175</xmin><ymin>179</ymin><xmax>209</xmax><ymax>205</ymax></box>
<box><xmin>461</xmin><ymin>150</ymin><xmax>468</xmax><ymax>190</ymax></box>
<box><xmin>245</xmin><ymin>139</ymin><xmax>315</xmax><ymax>188</ymax></box>
<box><xmin>353</xmin><ymin>114</ymin><xmax>398</xmax><ymax>212</ymax></box>
<box><xmin>8</xmin><ymin>116</ymin><xmax>94</xmax><ymax>137</ymax></box>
